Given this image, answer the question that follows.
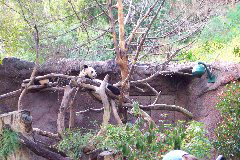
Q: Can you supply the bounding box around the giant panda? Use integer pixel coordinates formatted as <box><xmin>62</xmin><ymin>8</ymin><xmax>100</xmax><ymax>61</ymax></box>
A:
<box><xmin>79</xmin><ymin>65</ymin><xmax>120</xmax><ymax>95</ymax></box>
<box><xmin>33</xmin><ymin>79</ymin><xmax>50</xmax><ymax>86</ymax></box>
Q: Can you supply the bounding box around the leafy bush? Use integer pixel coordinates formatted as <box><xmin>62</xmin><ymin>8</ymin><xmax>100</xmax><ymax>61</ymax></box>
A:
<box><xmin>181</xmin><ymin>121</ymin><xmax>212</xmax><ymax>159</ymax></box>
<box><xmin>0</xmin><ymin>128</ymin><xmax>20</xmax><ymax>159</ymax></box>
<box><xmin>57</xmin><ymin>104</ymin><xmax>212</xmax><ymax>160</ymax></box>
<box><xmin>94</xmin><ymin>105</ymin><xmax>211</xmax><ymax>160</ymax></box>
<box><xmin>57</xmin><ymin>129</ymin><xmax>95</xmax><ymax>160</ymax></box>
<box><xmin>214</xmin><ymin>81</ymin><xmax>240</xmax><ymax>159</ymax></box>
<box><xmin>95</xmin><ymin>123</ymin><xmax>170</xmax><ymax>160</ymax></box>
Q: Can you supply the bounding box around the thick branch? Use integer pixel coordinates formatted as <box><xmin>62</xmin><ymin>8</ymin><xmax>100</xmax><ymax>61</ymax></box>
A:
<box><xmin>108</xmin><ymin>0</ymin><xmax>120</xmax><ymax>55</ymax></box>
<box><xmin>0</xmin><ymin>89</ymin><xmax>22</xmax><ymax>101</ymax></box>
<box><xmin>124</xmin><ymin>103</ymin><xmax>193</xmax><ymax>118</ymax></box>
<box><xmin>110</xmin><ymin>99</ymin><xmax>123</xmax><ymax>125</ymax></box>
<box><xmin>19</xmin><ymin>133</ymin><xmax>70</xmax><ymax>160</ymax></box>
<box><xmin>33</xmin><ymin>128</ymin><xmax>61</xmax><ymax>140</ymax></box>
<box><xmin>96</xmin><ymin>75</ymin><xmax>110</xmax><ymax>126</ymax></box>
<box><xmin>117</xmin><ymin>0</ymin><xmax>126</xmax><ymax>51</ymax></box>
<box><xmin>130</xmin><ymin>71</ymin><xmax>192</xmax><ymax>84</ymax></box>
<box><xmin>57</xmin><ymin>85</ymin><xmax>77</xmax><ymax>133</ymax></box>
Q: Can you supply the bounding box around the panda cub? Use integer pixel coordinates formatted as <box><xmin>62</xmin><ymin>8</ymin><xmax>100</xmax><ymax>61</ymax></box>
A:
<box><xmin>79</xmin><ymin>65</ymin><xmax>120</xmax><ymax>95</ymax></box>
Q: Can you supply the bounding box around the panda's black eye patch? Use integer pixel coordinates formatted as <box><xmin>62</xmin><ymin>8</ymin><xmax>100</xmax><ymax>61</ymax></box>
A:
<box><xmin>91</xmin><ymin>71</ymin><xmax>93</xmax><ymax>73</ymax></box>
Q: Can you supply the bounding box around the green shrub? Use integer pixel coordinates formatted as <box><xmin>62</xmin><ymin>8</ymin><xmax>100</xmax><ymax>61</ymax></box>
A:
<box><xmin>94</xmin><ymin>104</ymin><xmax>211</xmax><ymax>159</ymax></box>
<box><xmin>57</xmin><ymin>128</ymin><xmax>95</xmax><ymax>160</ymax></box>
<box><xmin>0</xmin><ymin>128</ymin><xmax>20</xmax><ymax>159</ymax></box>
<box><xmin>57</xmin><ymin>104</ymin><xmax>212</xmax><ymax>160</ymax></box>
<box><xmin>214</xmin><ymin>81</ymin><xmax>240</xmax><ymax>159</ymax></box>
<box><xmin>181</xmin><ymin>121</ymin><xmax>212</xmax><ymax>159</ymax></box>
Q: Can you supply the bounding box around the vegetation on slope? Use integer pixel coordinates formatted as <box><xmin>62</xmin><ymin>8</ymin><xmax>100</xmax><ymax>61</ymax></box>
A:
<box><xmin>179</xmin><ymin>5</ymin><xmax>240</xmax><ymax>62</ymax></box>
<box><xmin>1</xmin><ymin>1</ymin><xmax>239</xmax><ymax>63</ymax></box>
<box><xmin>214</xmin><ymin>81</ymin><xmax>240</xmax><ymax>159</ymax></box>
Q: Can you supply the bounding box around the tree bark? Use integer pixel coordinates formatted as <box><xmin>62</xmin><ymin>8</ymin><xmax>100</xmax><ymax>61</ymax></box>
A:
<box><xmin>19</xmin><ymin>133</ymin><xmax>70</xmax><ymax>160</ymax></box>
<box><xmin>57</xmin><ymin>85</ymin><xmax>77</xmax><ymax>134</ymax></box>
<box><xmin>116</xmin><ymin>0</ymin><xmax>129</xmax><ymax>124</ymax></box>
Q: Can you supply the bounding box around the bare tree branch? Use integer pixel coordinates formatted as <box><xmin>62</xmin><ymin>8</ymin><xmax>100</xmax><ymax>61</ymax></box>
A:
<box><xmin>76</xmin><ymin>107</ymin><xmax>104</xmax><ymax>114</ymax></box>
<box><xmin>96</xmin><ymin>75</ymin><xmax>110</xmax><ymax>126</ymax></box>
<box><xmin>18</xmin><ymin>25</ymin><xmax>39</xmax><ymax>110</ymax></box>
<box><xmin>111</xmin><ymin>99</ymin><xmax>123</xmax><ymax>125</ymax></box>
<box><xmin>0</xmin><ymin>89</ymin><xmax>22</xmax><ymax>101</ymax></box>
<box><xmin>108</xmin><ymin>0</ymin><xmax>120</xmax><ymax>55</ymax></box>
<box><xmin>124</xmin><ymin>103</ymin><xmax>193</xmax><ymax>118</ymax></box>
<box><xmin>124</xmin><ymin>0</ymin><xmax>133</xmax><ymax>25</ymax></box>
<box><xmin>33</xmin><ymin>128</ymin><xmax>61</xmax><ymax>140</ymax></box>
<box><xmin>126</xmin><ymin>0</ymin><xmax>163</xmax><ymax>46</ymax></box>
<box><xmin>19</xmin><ymin>133</ymin><xmax>70</xmax><ymax>160</ymax></box>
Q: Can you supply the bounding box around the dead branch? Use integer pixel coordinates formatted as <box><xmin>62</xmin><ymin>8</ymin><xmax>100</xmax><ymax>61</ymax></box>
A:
<box><xmin>57</xmin><ymin>85</ymin><xmax>77</xmax><ymax>134</ymax></box>
<box><xmin>19</xmin><ymin>133</ymin><xmax>70</xmax><ymax>160</ymax></box>
<box><xmin>76</xmin><ymin>107</ymin><xmax>104</xmax><ymax>114</ymax></box>
<box><xmin>122</xmin><ymin>0</ymin><xmax>165</xmax><ymax>95</ymax></box>
<box><xmin>96</xmin><ymin>75</ymin><xmax>111</xmax><ymax>126</ymax></box>
<box><xmin>132</xmin><ymin>0</ymin><xmax>165</xmax><ymax>58</ymax></box>
<box><xmin>110</xmin><ymin>99</ymin><xmax>123</xmax><ymax>125</ymax></box>
<box><xmin>83</xmin><ymin>75</ymin><xmax>117</xmax><ymax>154</ymax></box>
<box><xmin>40</xmin><ymin>87</ymin><xmax>65</xmax><ymax>92</ymax></box>
<box><xmin>143</xmin><ymin>82</ymin><xmax>158</xmax><ymax>95</ymax></box>
<box><xmin>23</xmin><ymin>74</ymin><xmax>75</xmax><ymax>83</ymax></box>
<box><xmin>33</xmin><ymin>128</ymin><xmax>61</xmax><ymax>140</ymax></box>
<box><xmin>18</xmin><ymin>25</ymin><xmax>39</xmax><ymax>110</ymax></box>
<box><xmin>161</xmin><ymin>39</ymin><xmax>197</xmax><ymax>68</ymax></box>
<box><xmin>124</xmin><ymin>0</ymin><xmax>133</xmax><ymax>25</ymax></box>
<box><xmin>108</xmin><ymin>0</ymin><xmax>120</xmax><ymax>55</ymax></box>
<box><xmin>130</xmin><ymin>71</ymin><xmax>192</xmax><ymax>85</ymax></box>
<box><xmin>132</xmin><ymin>85</ymin><xmax>146</xmax><ymax>93</ymax></box>
<box><xmin>153</xmin><ymin>91</ymin><xmax>162</xmax><ymax>105</ymax></box>
<box><xmin>124</xmin><ymin>103</ymin><xmax>193</xmax><ymax>118</ymax></box>
<box><xmin>146</xmin><ymin>104</ymin><xmax>193</xmax><ymax>118</ymax></box>
<box><xmin>126</xmin><ymin>0</ymin><xmax>162</xmax><ymax>46</ymax></box>
<box><xmin>0</xmin><ymin>89</ymin><xmax>22</xmax><ymax>101</ymax></box>
<box><xmin>68</xmin><ymin>88</ymin><xmax>79</xmax><ymax>129</ymax></box>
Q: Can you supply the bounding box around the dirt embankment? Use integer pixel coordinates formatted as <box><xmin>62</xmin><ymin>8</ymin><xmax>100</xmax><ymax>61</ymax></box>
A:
<box><xmin>0</xmin><ymin>58</ymin><xmax>239</xmax><ymax>160</ymax></box>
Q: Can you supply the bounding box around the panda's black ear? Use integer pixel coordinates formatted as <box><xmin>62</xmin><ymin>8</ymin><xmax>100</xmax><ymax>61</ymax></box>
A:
<box><xmin>83</xmin><ymin>65</ymin><xmax>88</xmax><ymax>69</ymax></box>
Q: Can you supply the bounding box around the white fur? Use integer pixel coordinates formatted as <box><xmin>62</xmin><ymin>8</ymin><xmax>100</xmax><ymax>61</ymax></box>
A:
<box><xmin>79</xmin><ymin>66</ymin><xmax>97</xmax><ymax>79</ymax></box>
<box><xmin>39</xmin><ymin>79</ymin><xmax>49</xmax><ymax>85</ymax></box>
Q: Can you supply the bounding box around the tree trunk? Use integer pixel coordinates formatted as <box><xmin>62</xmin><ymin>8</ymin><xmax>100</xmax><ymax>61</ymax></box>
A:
<box><xmin>116</xmin><ymin>0</ymin><xmax>129</xmax><ymax>124</ymax></box>
<box><xmin>57</xmin><ymin>85</ymin><xmax>76</xmax><ymax>134</ymax></box>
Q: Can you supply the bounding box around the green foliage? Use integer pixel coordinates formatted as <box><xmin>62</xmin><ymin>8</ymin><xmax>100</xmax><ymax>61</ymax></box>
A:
<box><xmin>181</xmin><ymin>4</ymin><xmax>240</xmax><ymax>62</ymax></box>
<box><xmin>164</xmin><ymin>121</ymin><xmax>212</xmax><ymax>159</ymax></box>
<box><xmin>0</xmin><ymin>128</ymin><xmax>20</xmax><ymax>159</ymax></box>
<box><xmin>0</xmin><ymin>0</ymin><xmax>112</xmax><ymax>62</ymax></box>
<box><xmin>93</xmin><ymin>104</ymin><xmax>211</xmax><ymax>159</ymax></box>
<box><xmin>56</xmin><ymin>118</ymin><xmax>211</xmax><ymax>160</ymax></box>
<box><xmin>214</xmin><ymin>81</ymin><xmax>240</xmax><ymax>159</ymax></box>
<box><xmin>95</xmin><ymin>123</ymin><xmax>169</xmax><ymax>159</ymax></box>
<box><xmin>164</xmin><ymin>121</ymin><xmax>187</xmax><ymax>150</ymax></box>
<box><xmin>57</xmin><ymin>128</ymin><xmax>95</xmax><ymax>160</ymax></box>
<box><xmin>55</xmin><ymin>103</ymin><xmax>211</xmax><ymax>159</ymax></box>
<box><xmin>182</xmin><ymin>121</ymin><xmax>212</xmax><ymax>159</ymax></box>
